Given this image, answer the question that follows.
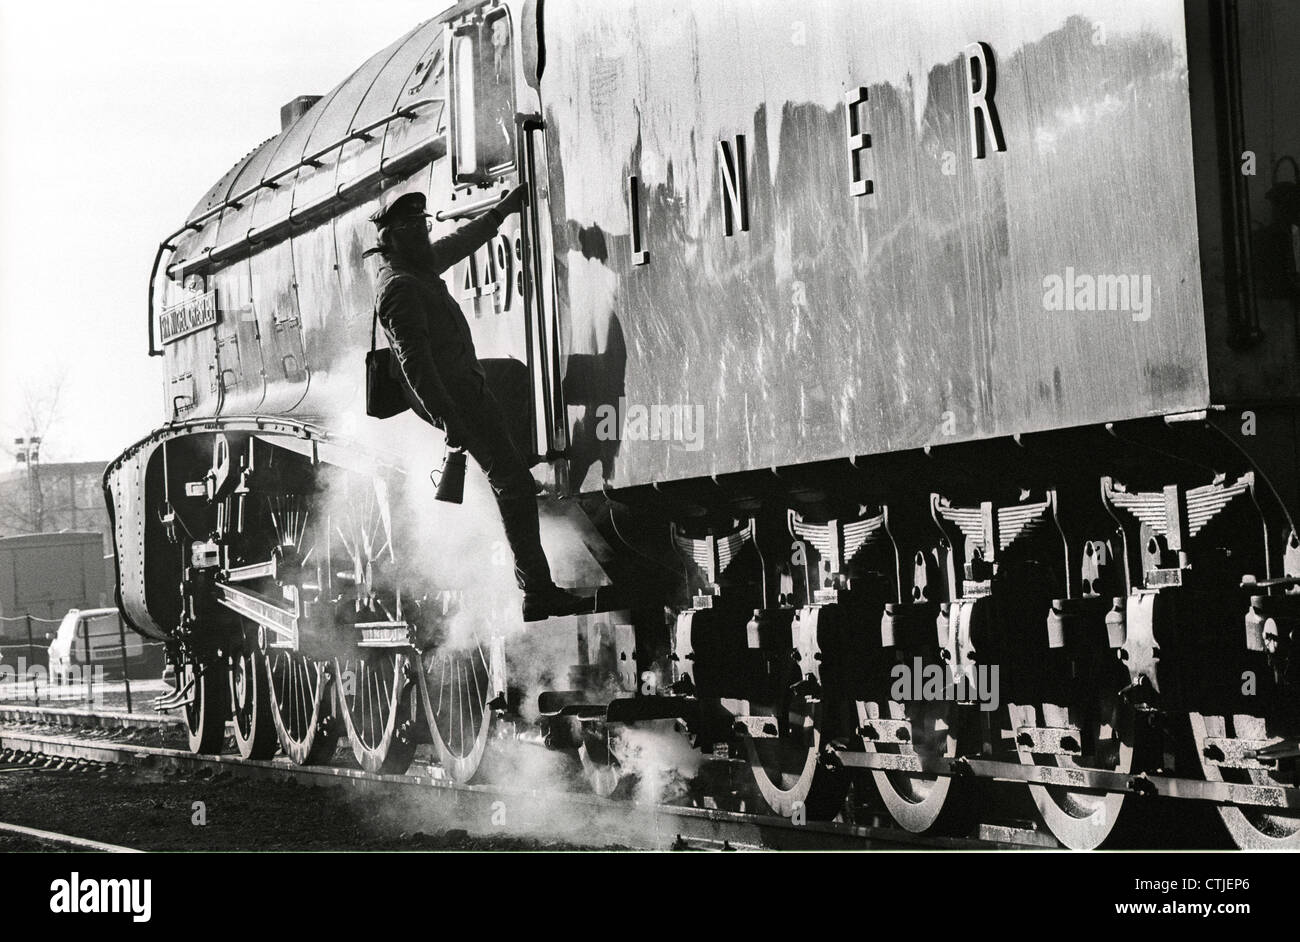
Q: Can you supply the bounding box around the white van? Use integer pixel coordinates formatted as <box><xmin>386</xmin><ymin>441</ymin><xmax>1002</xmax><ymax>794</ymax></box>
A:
<box><xmin>48</xmin><ymin>608</ymin><xmax>142</xmax><ymax>683</ymax></box>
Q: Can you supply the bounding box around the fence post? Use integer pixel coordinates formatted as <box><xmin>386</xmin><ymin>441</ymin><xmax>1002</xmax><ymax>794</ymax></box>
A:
<box><xmin>81</xmin><ymin>616</ymin><xmax>94</xmax><ymax>708</ymax></box>
<box><xmin>25</xmin><ymin>613</ymin><xmax>38</xmax><ymax>707</ymax></box>
<box><xmin>117</xmin><ymin>612</ymin><xmax>132</xmax><ymax>714</ymax></box>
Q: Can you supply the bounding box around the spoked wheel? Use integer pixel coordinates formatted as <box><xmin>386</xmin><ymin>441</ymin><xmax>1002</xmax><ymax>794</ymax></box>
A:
<box><xmin>742</xmin><ymin>697</ymin><xmax>845</xmax><ymax>819</ymax></box>
<box><xmin>1010</xmin><ymin>698</ymin><xmax>1133</xmax><ymax>849</ymax></box>
<box><xmin>230</xmin><ymin>640</ymin><xmax>277</xmax><ymax>760</ymax></box>
<box><xmin>1190</xmin><ymin>712</ymin><xmax>1300</xmax><ymax>848</ymax></box>
<box><xmin>266</xmin><ymin>650</ymin><xmax>338</xmax><ymax>765</ymax></box>
<box><xmin>417</xmin><ymin>632</ymin><xmax>504</xmax><ymax>784</ymax></box>
<box><xmin>336</xmin><ymin>650</ymin><xmax>418</xmax><ymax>775</ymax></box>
<box><xmin>182</xmin><ymin>657</ymin><xmax>229</xmax><ymax>755</ymax></box>
<box><xmin>860</xmin><ymin>698</ymin><xmax>966</xmax><ymax>833</ymax></box>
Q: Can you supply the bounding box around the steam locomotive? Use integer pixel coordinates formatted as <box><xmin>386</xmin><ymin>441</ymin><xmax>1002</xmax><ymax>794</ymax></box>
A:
<box><xmin>105</xmin><ymin>0</ymin><xmax>1300</xmax><ymax>848</ymax></box>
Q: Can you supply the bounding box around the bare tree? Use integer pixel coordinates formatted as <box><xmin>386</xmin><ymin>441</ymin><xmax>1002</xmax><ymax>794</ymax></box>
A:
<box><xmin>0</xmin><ymin>372</ymin><xmax>68</xmax><ymax>535</ymax></box>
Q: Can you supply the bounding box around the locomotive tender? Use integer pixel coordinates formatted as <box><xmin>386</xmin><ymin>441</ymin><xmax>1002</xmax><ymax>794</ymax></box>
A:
<box><xmin>106</xmin><ymin>0</ymin><xmax>1300</xmax><ymax>848</ymax></box>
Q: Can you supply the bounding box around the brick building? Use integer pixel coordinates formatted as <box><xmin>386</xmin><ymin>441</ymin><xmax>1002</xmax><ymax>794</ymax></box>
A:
<box><xmin>0</xmin><ymin>461</ymin><xmax>112</xmax><ymax>555</ymax></box>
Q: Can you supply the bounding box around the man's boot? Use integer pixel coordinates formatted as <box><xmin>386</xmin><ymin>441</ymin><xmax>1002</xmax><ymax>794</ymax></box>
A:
<box><xmin>522</xmin><ymin>584</ymin><xmax>593</xmax><ymax>622</ymax></box>
<box><xmin>497</xmin><ymin>495</ymin><xmax>593</xmax><ymax>621</ymax></box>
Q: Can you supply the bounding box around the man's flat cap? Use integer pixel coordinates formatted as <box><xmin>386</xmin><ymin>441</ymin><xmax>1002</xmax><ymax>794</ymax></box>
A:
<box><xmin>371</xmin><ymin>191</ymin><xmax>430</xmax><ymax>228</ymax></box>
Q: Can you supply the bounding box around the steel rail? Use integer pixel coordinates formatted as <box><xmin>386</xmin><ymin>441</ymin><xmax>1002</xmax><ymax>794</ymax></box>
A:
<box><xmin>0</xmin><ymin>727</ymin><xmax>1046</xmax><ymax>851</ymax></box>
<box><xmin>0</xmin><ymin>820</ymin><xmax>140</xmax><ymax>854</ymax></box>
<box><xmin>0</xmin><ymin>704</ymin><xmax>179</xmax><ymax>731</ymax></box>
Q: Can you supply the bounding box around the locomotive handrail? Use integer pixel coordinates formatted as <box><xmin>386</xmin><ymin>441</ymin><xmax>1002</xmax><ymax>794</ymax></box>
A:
<box><xmin>515</xmin><ymin>112</ymin><xmax>547</xmax><ymax>460</ymax></box>
<box><xmin>147</xmin><ymin>222</ymin><xmax>204</xmax><ymax>356</ymax></box>
<box><xmin>146</xmin><ymin>96</ymin><xmax>445</xmax><ymax>356</ymax></box>
<box><xmin>196</xmin><ymin>133</ymin><xmax>448</xmax><ymax>265</ymax></box>
<box><xmin>147</xmin><ymin>241</ymin><xmax>167</xmax><ymax>358</ymax></box>
<box><xmin>163</xmin><ymin>116</ymin><xmax>447</xmax><ymax>273</ymax></box>
<box><xmin>189</xmin><ymin>97</ymin><xmax>445</xmax><ymax>230</ymax></box>
<box><xmin>434</xmin><ymin>193</ymin><xmax>503</xmax><ymax>222</ymax></box>
<box><xmin>517</xmin><ymin>112</ymin><xmax>567</xmax><ymax>460</ymax></box>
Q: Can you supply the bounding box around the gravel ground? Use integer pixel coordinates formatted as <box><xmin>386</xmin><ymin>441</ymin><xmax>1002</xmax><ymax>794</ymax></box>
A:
<box><xmin>0</xmin><ymin>759</ymin><xmax>619</xmax><ymax>852</ymax></box>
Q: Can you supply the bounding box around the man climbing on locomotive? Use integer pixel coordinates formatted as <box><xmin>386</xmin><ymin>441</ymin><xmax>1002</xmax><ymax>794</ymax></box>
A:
<box><xmin>368</xmin><ymin>188</ymin><xmax>592</xmax><ymax>622</ymax></box>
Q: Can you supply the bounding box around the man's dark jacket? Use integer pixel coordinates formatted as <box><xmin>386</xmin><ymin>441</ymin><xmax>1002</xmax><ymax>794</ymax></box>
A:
<box><xmin>374</xmin><ymin>209</ymin><xmax>505</xmax><ymax>443</ymax></box>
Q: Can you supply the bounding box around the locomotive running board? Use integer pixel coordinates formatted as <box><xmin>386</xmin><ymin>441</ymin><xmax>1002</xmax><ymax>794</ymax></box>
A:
<box><xmin>832</xmin><ymin>750</ymin><xmax>1300</xmax><ymax>810</ymax></box>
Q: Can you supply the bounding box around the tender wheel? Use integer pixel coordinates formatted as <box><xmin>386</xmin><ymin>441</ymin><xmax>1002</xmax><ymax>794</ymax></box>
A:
<box><xmin>417</xmin><ymin>632</ymin><xmax>504</xmax><ymax>784</ymax></box>
<box><xmin>182</xmin><ymin>657</ymin><xmax>229</xmax><ymax>755</ymax></box>
<box><xmin>1190</xmin><ymin>712</ymin><xmax>1300</xmax><ymax>848</ymax></box>
<box><xmin>742</xmin><ymin>696</ymin><xmax>846</xmax><ymax>819</ymax></box>
<box><xmin>231</xmin><ymin>639</ymin><xmax>277</xmax><ymax>760</ymax></box>
<box><xmin>860</xmin><ymin>698</ymin><xmax>966</xmax><ymax>833</ymax></box>
<box><xmin>336</xmin><ymin>650</ymin><xmax>418</xmax><ymax>775</ymax></box>
<box><xmin>1010</xmin><ymin>698</ymin><xmax>1133</xmax><ymax>850</ymax></box>
<box><xmin>266</xmin><ymin>650</ymin><xmax>338</xmax><ymax>765</ymax></box>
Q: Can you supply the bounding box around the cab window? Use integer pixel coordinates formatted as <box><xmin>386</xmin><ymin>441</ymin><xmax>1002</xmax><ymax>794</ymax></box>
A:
<box><xmin>452</xmin><ymin>9</ymin><xmax>517</xmax><ymax>183</ymax></box>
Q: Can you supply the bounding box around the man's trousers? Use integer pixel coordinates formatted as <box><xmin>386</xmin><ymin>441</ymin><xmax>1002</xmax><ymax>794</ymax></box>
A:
<box><xmin>406</xmin><ymin>382</ymin><xmax>553</xmax><ymax>592</ymax></box>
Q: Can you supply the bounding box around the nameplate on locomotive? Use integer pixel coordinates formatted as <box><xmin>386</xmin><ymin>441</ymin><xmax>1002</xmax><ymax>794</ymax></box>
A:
<box><xmin>160</xmin><ymin>288</ymin><xmax>218</xmax><ymax>345</ymax></box>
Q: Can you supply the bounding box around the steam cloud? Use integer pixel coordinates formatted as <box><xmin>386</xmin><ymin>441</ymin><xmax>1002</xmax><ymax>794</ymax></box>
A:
<box><xmin>301</xmin><ymin>358</ymin><xmax>705</xmax><ymax>846</ymax></box>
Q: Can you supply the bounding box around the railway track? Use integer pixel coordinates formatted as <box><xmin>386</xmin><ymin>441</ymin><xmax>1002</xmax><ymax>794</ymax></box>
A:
<box><xmin>0</xmin><ymin>704</ymin><xmax>178</xmax><ymax>732</ymax></box>
<box><xmin>0</xmin><ymin>819</ymin><xmax>139</xmax><ymax>854</ymax></box>
<box><xmin>0</xmin><ymin>706</ymin><xmax>1054</xmax><ymax>851</ymax></box>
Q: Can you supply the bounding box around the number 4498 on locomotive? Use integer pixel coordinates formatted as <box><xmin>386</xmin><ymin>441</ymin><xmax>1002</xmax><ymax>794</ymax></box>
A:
<box><xmin>104</xmin><ymin>0</ymin><xmax>1300</xmax><ymax>849</ymax></box>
